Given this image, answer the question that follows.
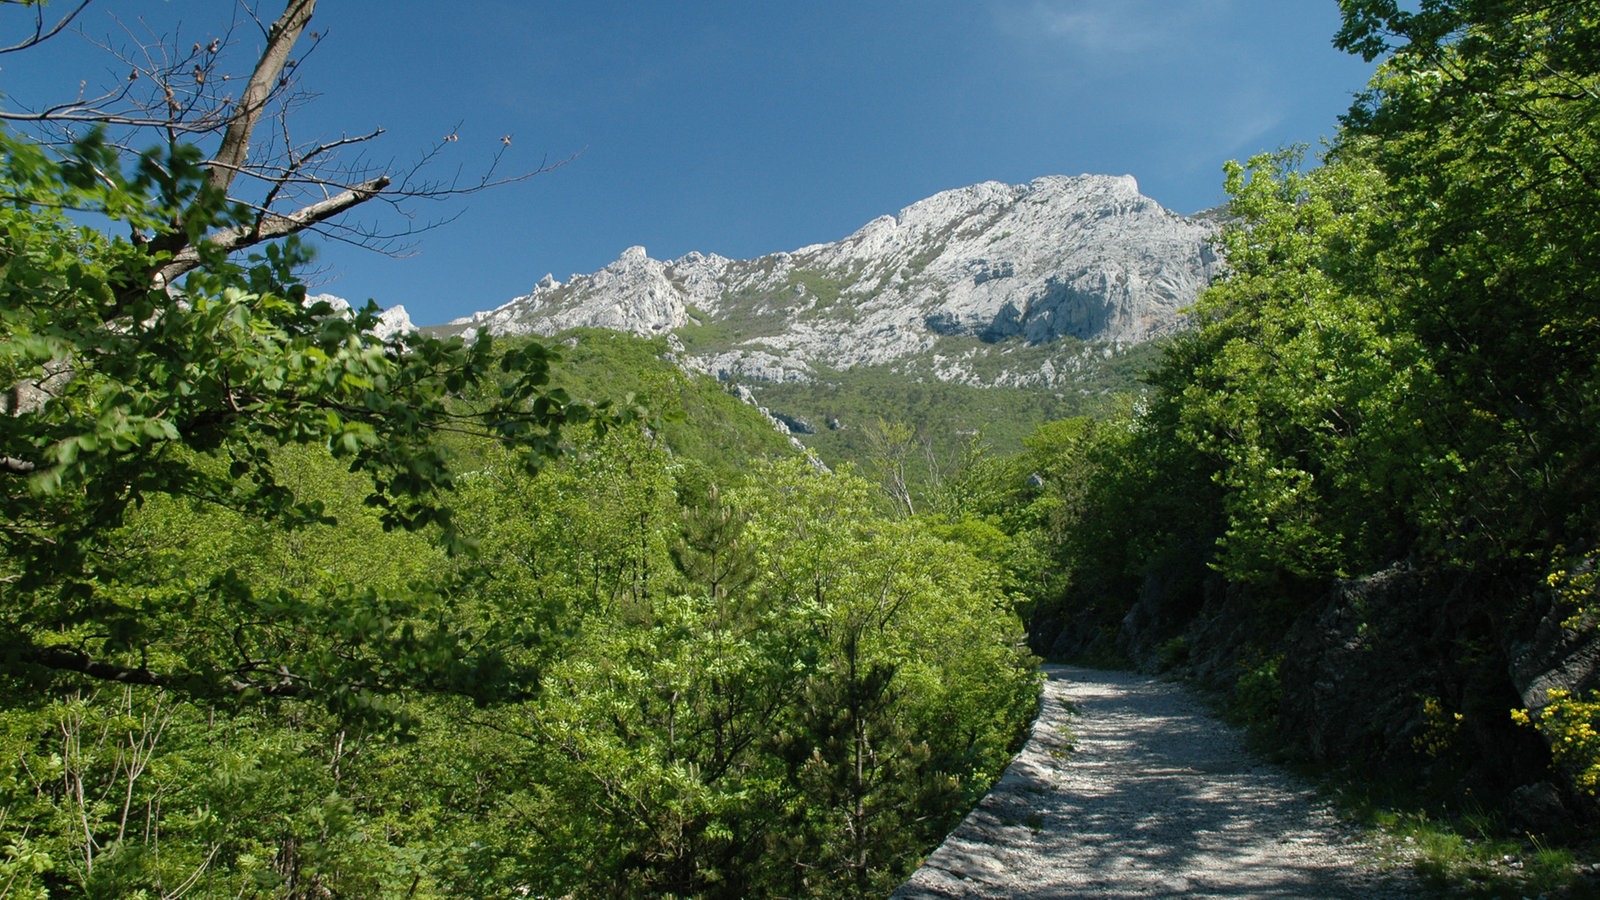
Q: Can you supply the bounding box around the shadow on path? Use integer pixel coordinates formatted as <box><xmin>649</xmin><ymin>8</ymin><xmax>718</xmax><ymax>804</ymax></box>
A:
<box><xmin>893</xmin><ymin>666</ymin><xmax>1420</xmax><ymax>899</ymax></box>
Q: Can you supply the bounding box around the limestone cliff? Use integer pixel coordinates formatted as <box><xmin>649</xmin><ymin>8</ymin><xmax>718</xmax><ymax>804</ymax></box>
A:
<box><xmin>438</xmin><ymin>175</ymin><xmax>1218</xmax><ymax>386</ymax></box>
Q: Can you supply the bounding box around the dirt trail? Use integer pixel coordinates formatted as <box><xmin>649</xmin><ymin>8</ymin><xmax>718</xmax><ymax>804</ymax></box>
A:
<box><xmin>894</xmin><ymin>665</ymin><xmax>1420</xmax><ymax>899</ymax></box>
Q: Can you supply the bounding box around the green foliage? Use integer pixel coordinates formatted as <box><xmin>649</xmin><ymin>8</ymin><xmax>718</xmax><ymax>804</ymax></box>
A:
<box><xmin>546</xmin><ymin>327</ymin><xmax>800</xmax><ymax>474</ymax></box>
<box><xmin>1171</xmin><ymin>1</ymin><xmax>1600</xmax><ymax>580</ymax></box>
<box><xmin>1337</xmin><ymin>2</ymin><xmax>1600</xmax><ymax>564</ymax></box>
<box><xmin>1045</xmin><ymin>0</ymin><xmax>1600</xmax><ymax>594</ymax></box>
<box><xmin>747</xmin><ymin>339</ymin><xmax>1157</xmax><ymax>513</ymax></box>
<box><xmin>1228</xmin><ymin>653</ymin><xmax>1283</xmax><ymax>733</ymax></box>
<box><xmin>0</xmin><ymin>687</ymin><xmax>455</xmax><ymax>898</ymax></box>
<box><xmin>1004</xmin><ymin>403</ymin><xmax>1224</xmax><ymax>659</ymax></box>
<box><xmin>1074</xmin><ymin>0</ymin><xmax>1599</xmax><ymax>593</ymax></box>
<box><xmin>0</xmin><ymin>417</ymin><xmax>1038</xmax><ymax>897</ymax></box>
<box><xmin>435</xmin><ymin>441</ymin><xmax>1038</xmax><ymax>897</ymax></box>
<box><xmin>1548</xmin><ymin>548</ymin><xmax>1600</xmax><ymax>630</ymax></box>
<box><xmin>672</xmin><ymin>310</ymin><xmax>746</xmax><ymax>353</ymax></box>
<box><xmin>731</xmin><ymin>459</ymin><xmax>1038</xmax><ymax>896</ymax></box>
<box><xmin>1316</xmin><ymin>770</ymin><xmax>1597</xmax><ymax>899</ymax></box>
<box><xmin>1513</xmin><ymin>691</ymin><xmax>1600</xmax><ymax>798</ymax></box>
<box><xmin>787</xmin><ymin>269</ymin><xmax>850</xmax><ymax>308</ymax></box>
<box><xmin>1</xmin><ymin>9</ymin><xmax>1039</xmax><ymax>897</ymax></box>
<box><xmin>670</xmin><ymin>282</ymin><xmax>793</xmax><ymax>353</ymax></box>
<box><xmin>0</xmin><ymin>121</ymin><xmax>608</xmax><ymax>711</ymax></box>
<box><xmin>1150</xmin><ymin>148</ymin><xmax>1420</xmax><ymax>584</ymax></box>
<box><xmin>1366</xmin><ymin>808</ymin><xmax>1594</xmax><ymax>898</ymax></box>
<box><xmin>998</xmin><ymin>0</ymin><xmax>1600</xmax><ymax>844</ymax></box>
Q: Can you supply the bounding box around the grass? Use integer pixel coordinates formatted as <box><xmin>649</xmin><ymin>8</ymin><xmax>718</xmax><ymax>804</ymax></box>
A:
<box><xmin>785</xmin><ymin>269</ymin><xmax>851</xmax><ymax>308</ymax></box>
<box><xmin>1322</xmin><ymin>778</ymin><xmax>1599</xmax><ymax>897</ymax></box>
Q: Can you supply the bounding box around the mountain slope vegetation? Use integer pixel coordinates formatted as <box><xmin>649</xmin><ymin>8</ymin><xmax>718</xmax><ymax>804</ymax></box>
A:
<box><xmin>7</xmin><ymin>0</ymin><xmax>1600</xmax><ymax>896</ymax></box>
<box><xmin>0</xmin><ymin>5</ymin><xmax>1036</xmax><ymax>897</ymax></box>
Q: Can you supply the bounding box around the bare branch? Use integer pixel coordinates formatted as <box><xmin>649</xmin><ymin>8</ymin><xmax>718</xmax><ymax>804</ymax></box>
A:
<box><xmin>392</xmin><ymin>146</ymin><xmax>582</xmax><ymax>201</ymax></box>
<box><xmin>12</xmin><ymin>641</ymin><xmax>308</xmax><ymax>697</ymax></box>
<box><xmin>256</xmin><ymin>126</ymin><xmax>385</xmax><ymax>213</ymax></box>
<box><xmin>0</xmin><ymin>107</ymin><xmax>221</xmax><ymax>130</ymax></box>
<box><xmin>1</xmin><ymin>11</ymin><xmax>242</xmax><ymax>140</ymax></box>
<box><xmin>1</xmin><ymin>456</ymin><xmax>37</xmax><ymax>475</ymax></box>
<box><xmin>5</xmin><ymin>0</ymin><xmax>570</xmax><ymax>284</ymax></box>
<box><xmin>0</xmin><ymin>0</ymin><xmax>92</xmax><ymax>55</ymax></box>
<box><xmin>156</xmin><ymin>173</ymin><xmax>390</xmax><ymax>284</ymax></box>
<box><xmin>208</xmin><ymin>0</ymin><xmax>315</xmax><ymax>197</ymax></box>
<box><xmin>299</xmin><ymin>207</ymin><xmax>467</xmax><ymax>260</ymax></box>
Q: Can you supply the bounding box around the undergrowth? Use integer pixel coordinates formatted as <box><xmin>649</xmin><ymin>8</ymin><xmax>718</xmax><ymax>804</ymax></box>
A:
<box><xmin>1326</xmin><ymin>780</ymin><xmax>1600</xmax><ymax>898</ymax></box>
<box><xmin>1196</xmin><ymin>659</ymin><xmax>1600</xmax><ymax>897</ymax></box>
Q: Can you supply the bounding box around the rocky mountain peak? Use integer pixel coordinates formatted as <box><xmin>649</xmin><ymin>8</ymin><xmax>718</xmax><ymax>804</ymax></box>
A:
<box><xmin>308</xmin><ymin>293</ymin><xmax>416</xmax><ymax>341</ymax></box>
<box><xmin>439</xmin><ymin>174</ymin><xmax>1218</xmax><ymax>386</ymax></box>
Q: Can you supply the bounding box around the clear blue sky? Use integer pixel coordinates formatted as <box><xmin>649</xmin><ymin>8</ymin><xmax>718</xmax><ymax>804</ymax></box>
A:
<box><xmin>4</xmin><ymin>1</ymin><xmax>1377</xmax><ymax>326</ymax></box>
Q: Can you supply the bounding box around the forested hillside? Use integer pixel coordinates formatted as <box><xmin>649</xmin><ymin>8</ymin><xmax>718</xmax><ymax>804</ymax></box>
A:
<box><xmin>1011</xmin><ymin>0</ymin><xmax>1600</xmax><ymax>865</ymax></box>
<box><xmin>0</xmin><ymin>3</ymin><xmax>1037</xmax><ymax>896</ymax></box>
<box><xmin>6</xmin><ymin>0</ymin><xmax>1600</xmax><ymax>896</ymax></box>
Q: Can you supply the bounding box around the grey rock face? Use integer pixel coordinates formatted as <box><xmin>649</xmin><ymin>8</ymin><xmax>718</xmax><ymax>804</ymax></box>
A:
<box><xmin>441</xmin><ymin>175</ymin><xmax>1217</xmax><ymax>385</ymax></box>
<box><xmin>1508</xmin><ymin>562</ymin><xmax>1600</xmax><ymax>717</ymax></box>
<box><xmin>306</xmin><ymin>293</ymin><xmax>416</xmax><ymax>341</ymax></box>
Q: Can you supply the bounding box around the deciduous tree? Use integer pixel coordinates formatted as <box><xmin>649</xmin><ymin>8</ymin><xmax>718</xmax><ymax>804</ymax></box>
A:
<box><xmin>0</xmin><ymin>0</ymin><xmax>600</xmax><ymax>709</ymax></box>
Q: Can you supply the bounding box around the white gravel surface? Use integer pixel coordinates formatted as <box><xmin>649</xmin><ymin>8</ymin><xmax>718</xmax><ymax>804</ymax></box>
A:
<box><xmin>893</xmin><ymin>665</ymin><xmax>1422</xmax><ymax>899</ymax></box>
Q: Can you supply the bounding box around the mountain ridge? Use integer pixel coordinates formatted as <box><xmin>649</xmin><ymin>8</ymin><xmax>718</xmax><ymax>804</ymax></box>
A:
<box><xmin>434</xmin><ymin>174</ymin><xmax>1219</xmax><ymax>388</ymax></box>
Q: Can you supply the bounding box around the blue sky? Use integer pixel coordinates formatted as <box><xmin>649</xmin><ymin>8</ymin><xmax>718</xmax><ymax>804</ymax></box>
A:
<box><xmin>4</xmin><ymin>1</ymin><xmax>1377</xmax><ymax>325</ymax></box>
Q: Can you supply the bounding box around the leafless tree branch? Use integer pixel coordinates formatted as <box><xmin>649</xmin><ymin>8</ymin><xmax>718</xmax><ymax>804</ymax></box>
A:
<box><xmin>3</xmin><ymin>0</ymin><xmax>571</xmax><ymax>287</ymax></box>
<box><xmin>14</xmin><ymin>641</ymin><xmax>310</xmax><ymax>697</ymax></box>
<box><xmin>155</xmin><ymin>173</ymin><xmax>390</xmax><ymax>284</ymax></box>
<box><xmin>207</xmin><ymin>0</ymin><xmax>312</xmax><ymax>198</ymax></box>
<box><xmin>0</xmin><ymin>0</ymin><xmax>92</xmax><ymax>55</ymax></box>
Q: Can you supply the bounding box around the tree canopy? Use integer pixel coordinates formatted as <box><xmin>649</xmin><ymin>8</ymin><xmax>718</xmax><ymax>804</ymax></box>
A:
<box><xmin>0</xmin><ymin>0</ymin><xmax>600</xmax><ymax>712</ymax></box>
<box><xmin>1017</xmin><ymin>0</ymin><xmax>1600</xmax><ymax>829</ymax></box>
<box><xmin>0</xmin><ymin>7</ymin><xmax>1040</xmax><ymax>896</ymax></box>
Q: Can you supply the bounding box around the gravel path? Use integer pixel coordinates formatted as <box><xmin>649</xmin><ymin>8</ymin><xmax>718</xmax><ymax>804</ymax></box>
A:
<box><xmin>893</xmin><ymin>665</ymin><xmax>1421</xmax><ymax>899</ymax></box>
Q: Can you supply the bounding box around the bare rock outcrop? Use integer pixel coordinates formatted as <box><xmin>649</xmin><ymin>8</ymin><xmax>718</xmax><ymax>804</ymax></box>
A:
<box><xmin>438</xmin><ymin>175</ymin><xmax>1218</xmax><ymax>386</ymax></box>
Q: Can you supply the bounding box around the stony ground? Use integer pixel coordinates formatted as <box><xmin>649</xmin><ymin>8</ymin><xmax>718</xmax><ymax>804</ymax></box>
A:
<box><xmin>893</xmin><ymin>665</ymin><xmax>1423</xmax><ymax>899</ymax></box>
